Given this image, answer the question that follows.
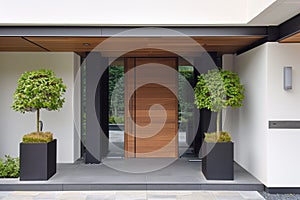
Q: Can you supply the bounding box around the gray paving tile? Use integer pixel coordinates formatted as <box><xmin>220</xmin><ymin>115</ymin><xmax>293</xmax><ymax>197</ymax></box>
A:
<box><xmin>213</xmin><ymin>191</ymin><xmax>245</xmax><ymax>200</ymax></box>
<box><xmin>57</xmin><ymin>192</ymin><xmax>86</xmax><ymax>200</ymax></box>
<box><xmin>0</xmin><ymin>184</ymin><xmax>62</xmax><ymax>191</ymax></box>
<box><xmin>57</xmin><ymin>163</ymin><xmax>80</xmax><ymax>170</ymax></box>
<box><xmin>2</xmin><ymin>191</ymin><xmax>38</xmax><ymax>200</ymax></box>
<box><xmin>146</xmin><ymin>175</ymin><xmax>200</xmax><ymax>184</ymax></box>
<box><xmin>148</xmin><ymin>191</ymin><xmax>186</xmax><ymax>200</ymax></box>
<box><xmin>3</xmin><ymin>197</ymin><xmax>34</xmax><ymax>200</ymax></box>
<box><xmin>148</xmin><ymin>191</ymin><xmax>217</xmax><ymax>200</ymax></box>
<box><xmin>201</xmin><ymin>184</ymin><xmax>264</xmax><ymax>191</ymax></box>
<box><xmin>0</xmin><ymin>191</ymin><xmax>267</xmax><ymax>200</ymax></box>
<box><xmin>86</xmin><ymin>194</ymin><xmax>115</xmax><ymax>200</ymax></box>
<box><xmin>34</xmin><ymin>199</ymin><xmax>57</xmax><ymax>200</ymax></box>
<box><xmin>33</xmin><ymin>192</ymin><xmax>60</xmax><ymax>199</ymax></box>
<box><xmin>52</xmin><ymin>175</ymin><xmax>147</xmax><ymax>184</ymax></box>
<box><xmin>0</xmin><ymin>179</ymin><xmax>19</xmax><ymax>184</ymax></box>
<box><xmin>147</xmin><ymin>184</ymin><xmax>200</xmax><ymax>190</ymax></box>
<box><xmin>239</xmin><ymin>191</ymin><xmax>265</xmax><ymax>200</ymax></box>
<box><xmin>0</xmin><ymin>192</ymin><xmax>9</xmax><ymax>199</ymax></box>
<box><xmin>190</xmin><ymin>191</ymin><xmax>217</xmax><ymax>200</ymax></box>
<box><xmin>115</xmin><ymin>191</ymin><xmax>146</xmax><ymax>200</ymax></box>
<box><xmin>62</xmin><ymin>184</ymin><xmax>147</xmax><ymax>190</ymax></box>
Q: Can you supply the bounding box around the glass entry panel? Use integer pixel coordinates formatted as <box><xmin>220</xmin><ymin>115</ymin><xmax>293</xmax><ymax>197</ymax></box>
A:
<box><xmin>178</xmin><ymin>65</ymin><xmax>195</xmax><ymax>157</ymax></box>
<box><xmin>124</xmin><ymin>58</ymin><xmax>178</xmax><ymax>158</ymax></box>
<box><xmin>108</xmin><ymin>64</ymin><xmax>125</xmax><ymax>158</ymax></box>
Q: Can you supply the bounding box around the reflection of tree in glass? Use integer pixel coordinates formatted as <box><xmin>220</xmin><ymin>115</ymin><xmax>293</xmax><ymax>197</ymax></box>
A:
<box><xmin>109</xmin><ymin>66</ymin><xmax>124</xmax><ymax>124</ymax></box>
<box><xmin>178</xmin><ymin>66</ymin><xmax>194</xmax><ymax>131</ymax></box>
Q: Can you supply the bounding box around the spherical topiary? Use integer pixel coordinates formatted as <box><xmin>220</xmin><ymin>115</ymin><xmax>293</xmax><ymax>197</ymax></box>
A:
<box><xmin>12</xmin><ymin>69</ymin><xmax>66</xmax><ymax>134</ymax></box>
<box><xmin>194</xmin><ymin>69</ymin><xmax>245</xmax><ymax>137</ymax></box>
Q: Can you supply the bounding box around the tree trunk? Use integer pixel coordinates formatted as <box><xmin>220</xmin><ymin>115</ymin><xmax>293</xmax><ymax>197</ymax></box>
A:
<box><xmin>216</xmin><ymin>111</ymin><xmax>221</xmax><ymax>133</ymax></box>
<box><xmin>37</xmin><ymin>109</ymin><xmax>40</xmax><ymax>133</ymax></box>
<box><xmin>216</xmin><ymin>112</ymin><xmax>221</xmax><ymax>133</ymax></box>
<box><xmin>216</xmin><ymin>111</ymin><xmax>221</xmax><ymax>141</ymax></box>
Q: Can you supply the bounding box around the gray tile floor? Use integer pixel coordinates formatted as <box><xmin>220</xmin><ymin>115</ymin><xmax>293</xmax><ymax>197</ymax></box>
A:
<box><xmin>0</xmin><ymin>158</ymin><xmax>263</xmax><ymax>191</ymax></box>
<box><xmin>0</xmin><ymin>190</ymin><xmax>265</xmax><ymax>200</ymax></box>
<box><xmin>0</xmin><ymin>130</ymin><xmax>263</xmax><ymax>191</ymax></box>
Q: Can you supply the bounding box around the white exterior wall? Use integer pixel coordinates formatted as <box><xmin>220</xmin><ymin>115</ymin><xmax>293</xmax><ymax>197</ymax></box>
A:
<box><xmin>225</xmin><ymin>43</ymin><xmax>300</xmax><ymax>187</ymax></box>
<box><xmin>266</xmin><ymin>43</ymin><xmax>300</xmax><ymax>187</ymax></box>
<box><xmin>0</xmin><ymin>52</ymin><xmax>81</xmax><ymax>163</ymax></box>
<box><xmin>224</xmin><ymin>46</ymin><xmax>269</xmax><ymax>185</ymax></box>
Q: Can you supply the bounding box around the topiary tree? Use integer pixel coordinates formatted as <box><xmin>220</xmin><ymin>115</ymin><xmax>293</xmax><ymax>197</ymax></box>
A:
<box><xmin>12</xmin><ymin>69</ymin><xmax>66</xmax><ymax>133</ymax></box>
<box><xmin>194</xmin><ymin>69</ymin><xmax>245</xmax><ymax>140</ymax></box>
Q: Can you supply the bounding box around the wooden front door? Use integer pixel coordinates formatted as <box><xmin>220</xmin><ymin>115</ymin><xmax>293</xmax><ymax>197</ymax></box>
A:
<box><xmin>124</xmin><ymin>58</ymin><xmax>178</xmax><ymax>158</ymax></box>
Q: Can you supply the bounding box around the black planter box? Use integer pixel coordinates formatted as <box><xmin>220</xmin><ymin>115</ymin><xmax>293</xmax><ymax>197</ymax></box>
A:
<box><xmin>20</xmin><ymin>139</ymin><xmax>57</xmax><ymax>181</ymax></box>
<box><xmin>202</xmin><ymin>141</ymin><xmax>234</xmax><ymax>180</ymax></box>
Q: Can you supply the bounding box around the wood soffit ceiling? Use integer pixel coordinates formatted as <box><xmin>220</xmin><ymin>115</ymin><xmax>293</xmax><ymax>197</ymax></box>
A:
<box><xmin>0</xmin><ymin>36</ymin><xmax>265</xmax><ymax>56</ymax></box>
<box><xmin>280</xmin><ymin>32</ymin><xmax>300</xmax><ymax>43</ymax></box>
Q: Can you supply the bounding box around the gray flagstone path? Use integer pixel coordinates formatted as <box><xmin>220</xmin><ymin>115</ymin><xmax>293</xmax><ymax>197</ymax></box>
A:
<box><xmin>0</xmin><ymin>190</ymin><xmax>265</xmax><ymax>200</ymax></box>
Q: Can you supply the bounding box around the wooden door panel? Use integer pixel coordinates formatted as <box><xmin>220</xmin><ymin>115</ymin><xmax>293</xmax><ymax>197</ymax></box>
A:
<box><xmin>124</xmin><ymin>57</ymin><xmax>178</xmax><ymax>158</ymax></box>
<box><xmin>124</xmin><ymin>58</ymin><xmax>136</xmax><ymax>158</ymax></box>
<box><xmin>135</xmin><ymin>101</ymin><xmax>176</xmax><ymax>110</ymax></box>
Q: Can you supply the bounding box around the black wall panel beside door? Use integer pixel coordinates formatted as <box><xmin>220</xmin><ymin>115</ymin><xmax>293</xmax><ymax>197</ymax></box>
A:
<box><xmin>85</xmin><ymin>52</ymin><xmax>109</xmax><ymax>164</ymax></box>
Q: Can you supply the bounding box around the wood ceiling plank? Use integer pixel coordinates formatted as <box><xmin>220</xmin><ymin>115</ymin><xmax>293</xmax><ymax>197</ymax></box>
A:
<box><xmin>100</xmin><ymin>49</ymin><xmax>203</xmax><ymax>57</ymax></box>
<box><xmin>25</xmin><ymin>37</ymin><xmax>107</xmax><ymax>52</ymax></box>
<box><xmin>0</xmin><ymin>37</ymin><xmax>47</xmax><ymax>52</ymax></box>
<box><xmin>193</xmin><ymin>36</ymin><xmax>263</xmax><ymax>46</ymax></box>
<box><xmin>280</xmin><ymin>32</ymin><xmax>300</xmax><ymax>43</ymax></box>
<box><xmin>0</xmin><ymin>36</ymin><xmax>265</xmax><ymax>55</ymax></box>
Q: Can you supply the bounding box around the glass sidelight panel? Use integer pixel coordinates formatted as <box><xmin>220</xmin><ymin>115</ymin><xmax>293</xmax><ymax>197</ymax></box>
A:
<box><xmin>107</xmin><ymin>59</ymin><xmax>125</xmax><ymax>158</ymax></box>
<box><xmin>178</xmin><ymin>65</ymin><xmax>195</xmax><ymax>157</ymax></box>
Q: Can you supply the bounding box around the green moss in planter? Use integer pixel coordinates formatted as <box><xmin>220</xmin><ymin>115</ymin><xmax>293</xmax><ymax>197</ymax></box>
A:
<box><xmin>0</xmin><ymin>155</ymin><xmax>20</xmax><ymax>178</ymax></box>
<box><xmin>22</xmin><ymin>132</ymin><xmax>53</xmax><ymax>143</ymax></box>
<box><xmin>204</xmin><ymin>132</ymin><xmax>231</xmax><ymax>143</ymax></box>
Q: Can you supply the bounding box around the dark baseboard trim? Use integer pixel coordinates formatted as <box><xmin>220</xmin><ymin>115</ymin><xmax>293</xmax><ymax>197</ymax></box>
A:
<box><xmin>265</xmin><ymin>187</ymin><xmax>300</xmax><ymax>194</ymax></box>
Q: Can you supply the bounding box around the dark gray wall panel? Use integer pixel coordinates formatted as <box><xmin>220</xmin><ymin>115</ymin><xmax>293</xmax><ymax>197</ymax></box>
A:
<box><xmin>0</xmin><ymin>26</ymin><xmax>268</xmax><ymax>37</ymax></box>
<box><xmin>85</xmin><ymin>52</ymin><xmax>108</xmax><ymax>163</ymax></box>
<box><xmin>0</xmin><ymin>26</ymin><xmax>101</xmax><ymax>36</ymax></box>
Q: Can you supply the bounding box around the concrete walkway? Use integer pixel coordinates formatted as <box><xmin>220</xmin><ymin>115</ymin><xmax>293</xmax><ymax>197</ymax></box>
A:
<box><xmin>0</xmin><ymin>190</ymin><xmax>265</xmax><ymax>200</ymax></box>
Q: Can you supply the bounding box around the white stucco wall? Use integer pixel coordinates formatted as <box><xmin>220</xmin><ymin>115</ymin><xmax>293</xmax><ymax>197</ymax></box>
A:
<box><xmin>225</xmin><ymin>42</ymin><xmax>300</xmax><ymax>187</ymax></box>
<box><xmin>0</xmin><ymin>52</ymin><xmax>81</xmax><ymax>163</ymax></box>
<box><xmin>266</xmin><ymin>43</ymin><xmax>300</xmax><ymax>187</ymax></box>
<box><xmin>224</xmin><ymin>45</ymin><xmax>269</xmax><ymax>185</ymax></box>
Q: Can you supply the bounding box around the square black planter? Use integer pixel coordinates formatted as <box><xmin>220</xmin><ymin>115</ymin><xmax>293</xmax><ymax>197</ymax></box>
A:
<box><xmin>202</xmin><ymin>141</ymin><xmax>234</xmax><ymax>180</ymax></box>
<box><xmin>20</xmin><ymin>139</ymin><xmax>57</xmax><ymax>181</ymax></box>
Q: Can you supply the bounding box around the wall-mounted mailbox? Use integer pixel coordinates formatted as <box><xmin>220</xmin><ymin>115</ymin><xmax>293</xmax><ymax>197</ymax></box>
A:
<box><xmin>269</xmin><ymin>121</ymin><xmax>300</xmax><ymax>129</ymax></box>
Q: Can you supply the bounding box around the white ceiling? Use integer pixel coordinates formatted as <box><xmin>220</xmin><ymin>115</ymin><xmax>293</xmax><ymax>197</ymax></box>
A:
<box><xmin>0</xmin><ymin>0</ymin><xmax>299</xmax><ymax>26</ymax></box>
